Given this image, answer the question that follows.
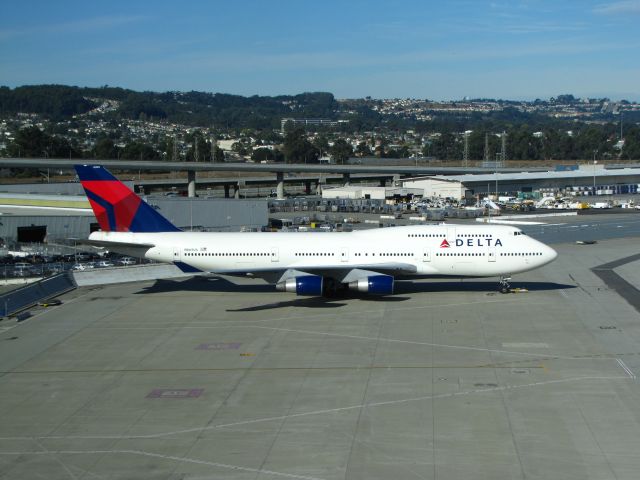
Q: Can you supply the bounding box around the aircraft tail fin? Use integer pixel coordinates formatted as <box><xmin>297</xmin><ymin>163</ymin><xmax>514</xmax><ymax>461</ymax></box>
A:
<box><xmin>75</xmin><ymin>164</ymin><xmax>181</xmax><ymax>233</ymax></box>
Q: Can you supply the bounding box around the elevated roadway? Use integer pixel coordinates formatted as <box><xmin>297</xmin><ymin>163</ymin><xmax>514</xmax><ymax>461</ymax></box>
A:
<box><xmin>135</xmin><ymin>173</ymin><xmax>394</xmax><ymax>197</ymax></box>
<box><xmin>0</xmin><ymin>158</ymin><xmax>546</xmax><ymax>199</ymax></box>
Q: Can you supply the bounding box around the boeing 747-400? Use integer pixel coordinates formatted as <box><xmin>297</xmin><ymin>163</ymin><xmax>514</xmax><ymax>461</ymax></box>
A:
<box><xmin>75</xmin><ymin>165</ymin><xmax>557</xmax><ymax>296</ymax></box>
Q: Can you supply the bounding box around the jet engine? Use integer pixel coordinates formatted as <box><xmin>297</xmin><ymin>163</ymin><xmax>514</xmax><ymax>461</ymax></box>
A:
<box><xmin>349</xmin><ymin>274</ymin><xmax>394</xmax><ymax>295</ymax></box>
<box><xmin>276</xmin><ymin>275</ymin><xmax>323</xmax><ymax>296</ymax></box>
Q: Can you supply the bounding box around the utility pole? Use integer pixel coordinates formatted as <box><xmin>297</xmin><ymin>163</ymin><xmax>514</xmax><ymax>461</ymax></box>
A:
<box><xmin>500</xmin><ymin>131</ymin><xmax>507</xmax><ymax>166</ymax></box>
<box><xmin>463</xmin><ymin>130</ymin><xmax>471</xmax><ymax>168</ymax></box>
<box><xmin>172</xmin><ymin>135</ymin><xmax>178</xmax><ymax>162</ymax></box>
<box><xmin>593</xmin><ymin>150</ymin><xmax>598</xmax><ymax>194</ymax></box>
<box><xmin>484</xmin><ymin>133</ymin><xmax>490</xmax><ymax>162</ymax></box>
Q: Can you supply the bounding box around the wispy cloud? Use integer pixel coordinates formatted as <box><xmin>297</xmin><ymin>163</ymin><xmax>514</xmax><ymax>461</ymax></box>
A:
<box><xmin>0</xmin><ymin>15</ymin><xmax>148</xmax><ymax>40</ymax></box>
<box><xmin>117</xmin><ymin>37</ymin><xmax>640</xmax><ymax>76</ymax></box>
<box><xmin>593</xmin><ymin>1</ymin><xmax>640</xmax><ymax>15</ymax></box>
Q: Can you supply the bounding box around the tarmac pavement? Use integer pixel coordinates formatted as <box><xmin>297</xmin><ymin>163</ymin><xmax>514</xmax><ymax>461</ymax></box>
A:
<box><xmin>0</xmin><ymin>234</ymin><xmax>640</xmax><ymax>479</ymax></box>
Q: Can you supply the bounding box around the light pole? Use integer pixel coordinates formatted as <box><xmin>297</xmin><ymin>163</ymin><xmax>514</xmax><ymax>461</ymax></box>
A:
<box><xmin>593</xmin><ymin>151</ymin><xmax>598</xmax><ymax>195</ymax></box>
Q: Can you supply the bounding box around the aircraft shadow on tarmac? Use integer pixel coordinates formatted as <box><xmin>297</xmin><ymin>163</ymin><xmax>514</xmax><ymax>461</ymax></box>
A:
<box><xmin>135</xmin><ymin>277</ymin><xmax>575</xmax><ymax>311</ymax></box>
<box><xmin>395</xmin><ymin>280</ymin><xmax>576</xmax><ymax>294</ymax></box>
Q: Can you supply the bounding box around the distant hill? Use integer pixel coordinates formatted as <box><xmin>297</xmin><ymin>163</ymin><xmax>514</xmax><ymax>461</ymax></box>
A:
<box><xmin>1</xmin><ymin>84</ymin><xmax>638</xmax><ymax>132</ymax></box>
<box><xmin>0</xmin><ymin>85</ymin><xmax>338</xmax><ymax>129</ymax></box>
<box><xmin>0</xmin><ymin>85</ymin><xmax>98</xmax><ymax>119</ymax></box>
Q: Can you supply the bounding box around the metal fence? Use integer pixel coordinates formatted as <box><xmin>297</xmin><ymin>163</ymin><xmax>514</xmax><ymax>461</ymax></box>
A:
<box><xmin>0</xmin><ymin>272</ymin><xmax>76</xmax><ymax>317</ymax></box>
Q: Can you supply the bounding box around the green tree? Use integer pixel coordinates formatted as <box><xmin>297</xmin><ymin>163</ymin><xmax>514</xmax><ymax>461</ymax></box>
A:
<box><xmin>313</xmin><ymin>135</ymin><xmax>330</xmax><ymax>157</ymax></box>
<box><xmin>429</xmin><ymin>133</ymin><xmax>459</xmax><ymax>160</ymax></box>
<box><xmin>93</xmin><ymin>137</ymin><xmax>118</xmax><ymax>159</ymax></box>
<box><xmin>620</xmin><ymin>126</ymin><xmax>640</xmax><ymax>160</ymax></box>
<box><xmin>7</xmin><ymin>127</ymin><xmax>50</xmax><ymax>157</ymax></box>
<box><xmin>213</xmin><ymin>146</ymin><xmax>226</xmax><ymax>162</ymax></box>
<box><xmin>251</xmin><ymin>147</ymin><xmax>276</xmax><ymax>162</ymax></box>
<box><xmin>185</xmin><ymin>134</ymin><xmax>210</xmax><ymax>162</ymax></box>
<box><xmin>7</xmin><ymin>126</ymin><xmax>82</xmax><ymax>158</ymax></box>
<box><xmin>355</xmin><ymin>142</ymin><xmax>372</xmax><ymax>157</ymax></box>
<box><xmin>329</xmin><ymin>139</ymin><xmax>353</xmax><ymax>163</ymax></box>
<box><xmin>282</xmin><ymin>128</ymin><xmax>317</xmax><ymax>163</ymax></box>
<box><xmin>121</xmin><ymin>141</ymin><xmax>159</xmax><ymax>160</ymax></box>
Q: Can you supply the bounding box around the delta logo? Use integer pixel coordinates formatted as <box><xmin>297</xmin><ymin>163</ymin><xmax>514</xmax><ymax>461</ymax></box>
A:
<box><xmin>439</xmin><ymin>238</ymin><xmax>503</xmax><ymax>248</ymax></box>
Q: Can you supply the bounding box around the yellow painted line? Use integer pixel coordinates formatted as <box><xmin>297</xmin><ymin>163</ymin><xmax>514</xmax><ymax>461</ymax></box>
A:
<box><xmin>0</xmin><ymin>198</ymin><xmax>90</xmax><ymax>208</ymax></box>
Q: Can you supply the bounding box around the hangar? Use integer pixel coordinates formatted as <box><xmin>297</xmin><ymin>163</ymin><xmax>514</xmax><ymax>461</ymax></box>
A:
<box><xmin>321</xmin><ymin>185</ymin><xmax>423</xmax><ymax>201</ymax></box>
<box><xmin>0</xmin><ymin>190</ymin><xmax>268</xmax><ymax>245</ymax></box>
<box><xmin>402</xmin><ymin>165</ymin><xmax>640</xmax><ymax>200</ymax></box>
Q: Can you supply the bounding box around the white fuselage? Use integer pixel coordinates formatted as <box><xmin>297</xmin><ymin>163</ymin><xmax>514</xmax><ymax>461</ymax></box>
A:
<box><xmin>89</xmin><ymin>224</ymin><xmax>557</xmax><ymax>279</ymax></box>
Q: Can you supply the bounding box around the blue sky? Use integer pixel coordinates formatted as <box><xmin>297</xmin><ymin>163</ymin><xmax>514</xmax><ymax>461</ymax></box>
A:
<box><xmin>1</xmin><ymin>0</ymin><xmax>639</xmax><ymax>100</ymax></box>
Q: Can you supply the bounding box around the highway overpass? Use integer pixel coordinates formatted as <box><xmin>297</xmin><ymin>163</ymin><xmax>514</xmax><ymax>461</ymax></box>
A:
<box><xmin>0</xmin><ymin>158</ymin><xmax>546</xmax><ymax>198</ymax></box>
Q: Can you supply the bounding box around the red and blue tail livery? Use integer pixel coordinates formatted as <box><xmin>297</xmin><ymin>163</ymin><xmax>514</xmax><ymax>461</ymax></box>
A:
<box><xmin>75</xmin><ymin>165</ymin><xmax>181</xmax><ymax>233</ymax></box>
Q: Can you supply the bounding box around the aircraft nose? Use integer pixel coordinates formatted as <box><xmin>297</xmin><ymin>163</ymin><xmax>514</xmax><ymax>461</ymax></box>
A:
<box><xmin>546</xmin><ymin>245</ymin><xmax>558</xmax><ymax>262</ymax></box>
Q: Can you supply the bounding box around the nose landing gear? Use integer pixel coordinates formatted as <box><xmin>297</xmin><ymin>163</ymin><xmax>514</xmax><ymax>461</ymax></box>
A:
<box><xmin>499</xmin><ymin>276</ymin><xmax>512</xmax><ymax>294</ymax></box>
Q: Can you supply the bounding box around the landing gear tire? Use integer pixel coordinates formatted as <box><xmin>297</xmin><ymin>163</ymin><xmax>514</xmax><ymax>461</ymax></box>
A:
<box><xmin>323</xmin><ymin>277</ymin><xmax>337</xmax><ymax>297</ymax></box>
<box><xmin>499</xmin><ymin>276</ymin><xmax>512</xmax><ymax>294</ymax></box>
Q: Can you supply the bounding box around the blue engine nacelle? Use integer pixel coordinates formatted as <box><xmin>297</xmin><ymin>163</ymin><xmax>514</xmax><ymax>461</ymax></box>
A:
<box><xmin>276</xmin><ymin>275</ymin><xmax>323</xmax><ymax>296</ymax></box>
<box><xmin>349</xmin><ymin>275</ymin><xmax>394</xmax><ymax>295</ymax></box>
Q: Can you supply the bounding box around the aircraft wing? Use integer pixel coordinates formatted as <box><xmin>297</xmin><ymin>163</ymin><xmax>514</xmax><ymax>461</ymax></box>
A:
<box><xmin>75</xmin><ymin>238</ymin><xmax>156</xmax><ymax>258</ymax></box>
<box><xmin>213</xmin><ymin>262</ymin><xmax>417</xmax><ymax>284</ymax></box>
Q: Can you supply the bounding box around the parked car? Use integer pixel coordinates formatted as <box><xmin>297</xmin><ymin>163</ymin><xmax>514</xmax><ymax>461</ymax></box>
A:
<box><xmin>118</xmin><ymin>257</ymin><xmax>137</xmax><ymax>266</ymax></box>
<box><xmin>13</xmin><ymin>262</ymin><xmax>36</xmax><ymax>277</ymax></box>
<box><xmin>71</xmin><ymin>263</ymin><xmax>94</xmax><ymax>271</ymax></box>
<box><xmin>94</xmin><ymin>260</ymin><xmax>115</xmax><ymax>268</ymax></box>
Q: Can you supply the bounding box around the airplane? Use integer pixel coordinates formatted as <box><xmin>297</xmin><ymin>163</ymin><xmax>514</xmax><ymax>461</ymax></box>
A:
<box><xmin>75</xmin><ymin>164</ymin><xmax>558</xmax><ymax>296</ymax></box>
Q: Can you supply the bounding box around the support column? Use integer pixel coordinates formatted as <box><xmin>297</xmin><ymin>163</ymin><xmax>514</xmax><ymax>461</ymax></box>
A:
<box><xmin>342</xmin><ymin>172</ymin><xmax>351</xmax><ymax>186</ymax></box>
<box><xmin>305</xmin><ymin>181</ymin><xmax>312</xmax><ymax>195</ymax></box>
<box><xmin>187</xmin><ymin>170</ymin><xmax>196</xmax><ymax>198</ymax></box>
<box><xmin>316</xmin><ymin>175</ymin><xmax>324</xmax><ymax>196</ymax></box>
<box><xmin>276</xmin><ymin>172</ymin><xmax>285</xmax><ymax>200</ymax></box>
<box><xmin>224</xmin><ymin>184</ymin><xmax>230</xmax><ymax>198</ymax></box>
<box><xmin>234</xmin><ymin>182</ymin><xmax>243</xmax><ymax>199</ymax></box>
<box><xmin>392</xmin><ymin>174</ymin><xmax>400</xmax><ymax>187</ymax></box>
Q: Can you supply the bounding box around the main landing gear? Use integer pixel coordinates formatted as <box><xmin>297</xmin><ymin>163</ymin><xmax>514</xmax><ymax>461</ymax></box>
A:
<box><xmin>322</xmin><ymin>278</ymin><xmax>349</xmax><ymax>297</ymax></box>
<box><xmin>499</xmin><ymin>276</ymin><xmax>512</xmax><ymax>294</ymax></box>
